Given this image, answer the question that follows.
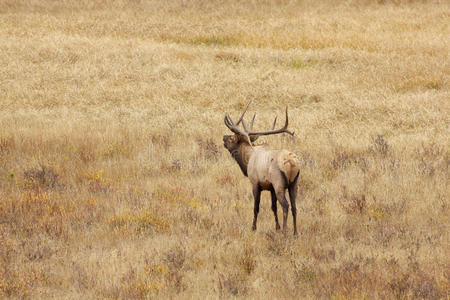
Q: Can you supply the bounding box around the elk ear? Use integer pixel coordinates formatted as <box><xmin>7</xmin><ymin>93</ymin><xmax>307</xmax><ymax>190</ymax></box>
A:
<box><xmin>237</xmin><ymin>134</ymin><xmax>257</xmax><ymax>144</ymax></box>
<box><xmin>250</xmin><ymin>135</ymin><xmax>259</xmax><ymax>142</ymax></box>
<box><xmin>235</xmin><ymin>135</ymin><xmax>248</xmax><ymax>143</ymax></box>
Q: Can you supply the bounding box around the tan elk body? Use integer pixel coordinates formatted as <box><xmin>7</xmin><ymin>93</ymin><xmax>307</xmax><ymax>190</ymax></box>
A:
<box><xmin>223</xmin><ymin>103</ymin><xmax>300</xmax><ymax>235</ymax></box>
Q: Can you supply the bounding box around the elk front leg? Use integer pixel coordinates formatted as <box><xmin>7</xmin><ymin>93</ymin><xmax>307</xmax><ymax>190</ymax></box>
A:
<box><xmin>270</xmin><ymin>188</ymin><xmax>280</xmax><ymax>230</ymax></box>
<box><xmin>252</xmin><ymin>185</ymin><xmax>261</xmax><ymax>231</ymax></box>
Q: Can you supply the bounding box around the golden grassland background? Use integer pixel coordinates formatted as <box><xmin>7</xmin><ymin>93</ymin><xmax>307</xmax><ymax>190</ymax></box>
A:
<box><xmin>0</xmin><ymin>0</ymin><xmax>449</xmax><ymax>298</ymax></box>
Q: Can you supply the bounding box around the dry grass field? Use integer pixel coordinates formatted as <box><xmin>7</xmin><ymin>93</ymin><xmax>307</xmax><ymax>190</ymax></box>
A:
<box><xmin>0</xmin><ymin>0</ymin><xmax>449</xmax><ymax>298</ymax></box>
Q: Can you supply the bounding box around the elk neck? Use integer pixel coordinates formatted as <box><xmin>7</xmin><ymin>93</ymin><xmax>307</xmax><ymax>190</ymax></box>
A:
<box><xmin>230</xmin><ymin>143</ymin><xmax>255</xmax><ymax>177</ymax></box>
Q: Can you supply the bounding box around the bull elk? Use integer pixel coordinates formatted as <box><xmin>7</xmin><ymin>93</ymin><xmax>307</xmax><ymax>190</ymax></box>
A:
<box><xmin>223</xmin><ymin>103</ymin><xmax>300</xmax><ymax>235</ymax></box>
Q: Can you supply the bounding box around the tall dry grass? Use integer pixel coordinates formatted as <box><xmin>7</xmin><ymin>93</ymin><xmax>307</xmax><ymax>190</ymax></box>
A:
<box><xmin>0</xmin><ymin>0</ymin><xmax>449</xmax><ymax>298</ymax></box>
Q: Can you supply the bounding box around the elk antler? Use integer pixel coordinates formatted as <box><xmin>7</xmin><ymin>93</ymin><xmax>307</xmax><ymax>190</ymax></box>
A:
<box><xmin>248</xmin><ymin>107</ymin><xmax>294</xmax><ymax>138</ymax></box>
<box><xmin>224</xmin><ymin>102</ymin><xmax>254</xmax><ymax>146</ymax></box>
<box><xmin>224</xmin><ymin>102</ymin><xmax>295</xmax><ymax>146</ymax></box>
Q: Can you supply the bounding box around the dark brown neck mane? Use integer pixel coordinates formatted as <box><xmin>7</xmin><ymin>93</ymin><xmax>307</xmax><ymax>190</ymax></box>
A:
<box><xmin>229</xmin><ymin>143</ymin><xmax>253</xmax><ymax>177</ymax></box>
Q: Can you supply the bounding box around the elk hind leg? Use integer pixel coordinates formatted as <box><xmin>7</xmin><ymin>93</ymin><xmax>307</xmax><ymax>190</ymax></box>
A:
<box><xmin>288</xmin><ymin>172</ymin><xmax>299</xmax><ymax>236</ymax></box>
<box><xmin>275</xmin><ymin>188</ymin><xmax>289</xmax><ymax>234</ymax></box>
<box><xmin>270</xmin><ymin>188</ymin><xmax>281</xmax><ymax>230</ymax></box>
<box><xmin>252</xmin><ymin>185</ymin><xmax>261</xmax><ymax>231</ymax></box>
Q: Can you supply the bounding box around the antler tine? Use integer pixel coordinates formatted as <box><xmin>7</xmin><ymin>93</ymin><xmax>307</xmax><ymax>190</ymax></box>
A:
<box><xmin>241</xmin><ymin>119</ymin><xmax>255</xmax><ymax>148</ymax></box>
<box><xmin>277</xmin><ymin>106</ymin><xmax>289</xmax><ymax>131</ymax></box>
<box><xmin>241</xmin><ymin>119</ymin><xmax>248</xmax><ymax>132</ymax></box>
<box><xmin>225</xmin><ymin>113</ymin><xmax>235</xmax><ymax>126</ymax></box>
<box><xmin>250</xmin><ymin>113</ymin><xmax>256</xmax><ymax>130</ymax></box>
<box><xmin>224</xmin><ymin>115</ymin><xmax>232</xmax><ymax>129</ymax></box>
<box><xmin>235</xmin><ymin>101</ymin><xmax>251</xmax><ymax>125</ymax></box>
<box><xmin>283</xmin><ymin>106</ymin><xmax>288</xmax><ymax>129</ymax></box>
<box><xmin>224</xmin><ymin>114</ymin><xmax>239</xmax><ymax>134</ymax></box>
<box><xmin>271</xmin><ymin>116</ymin><xmax>277</xmax><ymax>130</ymax></box>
